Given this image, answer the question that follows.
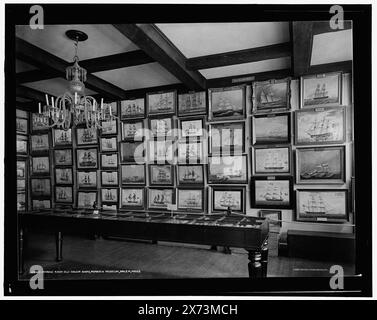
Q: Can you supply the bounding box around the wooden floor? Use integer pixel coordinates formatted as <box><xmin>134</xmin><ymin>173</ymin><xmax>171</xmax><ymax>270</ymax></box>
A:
<box><xmin>20</xmin><ymin>231</ymin><xmax>355</xmax><ymax>280</ymax></box>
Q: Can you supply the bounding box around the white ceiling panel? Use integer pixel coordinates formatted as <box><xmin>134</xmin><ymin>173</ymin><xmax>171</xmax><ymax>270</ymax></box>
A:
<box><xmin>156</xmin><ymin>22</ymin><xmax>290</xmax><ymax>58</ymax></box>
<box><xmin>200</xmin><ymin>57</ymin><xmax>291</xmax><ymax>79</ymax></box>
<box><xmin>16</xmin><ymin>24</ymin><xmax>139</xmax><ymax>62</ymax></box>
<box><xmin>16</xmin><ymin>59</ymin><xmax>37</xmax><ymax>73</ymax></box>
<box><xmin>93</xmin><ymin>62</ymin><xmax>180</xmax><ymax>91</ymax></box>
<box><xmin>311</xmin><ymin>29</ymin><xmax>353</xmax><ymax>65</ymax></box>
<box><xmin>23</xmin><ymin>78</ymin><xmax>98</xmax><ymax>97</ymax></box>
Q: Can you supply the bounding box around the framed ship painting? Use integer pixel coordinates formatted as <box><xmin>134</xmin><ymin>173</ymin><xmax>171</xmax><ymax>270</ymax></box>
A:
<box><xmin>100</xmin><ymin>137</ymin><xmax>118</xmax><ymax>152</ymax></box>
<box><xmin>120</xmin><ymin>98</ymin><xmax>145</xmax><ymax>120</ymax></box>
<box><xmin>55</xmin><ymin>186</ymin><xmax>73</xmax><ymax>204</ymax></box>
<box><xmin>31</xmin><ymin>156</ymin><xmax>50</xmax><ymax>176</ymax></box>
<box><xmin>211</xmin><ymin>186</ymin><xmax>245</xmax><ymax>214</ymax></box>
<box><xmin>250</xmin><ymin>177</ymin><xmax>293</xmax><ymax>209</ymax></box>
<box><xmin>17</xmin><ymin>179</ymin><xmax>26</xmax><ymax>191</ymax></box>
<box><xmin>178</xmin><ymin>91</ymin><xmax>207</xmax><ymax>117</ymax></box>
<box><xmin>121</xmin><ymin>164</ymin><xmax>146</xmax><ymax>185</ymax></box>
<box><xmin>101</xmin><ymin>171</ymin><xmax>119</xmax><ymax>187</ymax></box>
<box><xmin>177</xmin><ymin>165</ymin><xmax>204</xmax><ymax>186</ymax></box>
<box><xmin>252</xmin><ymin>78</ymin><xmax>290</xmax><ymax>113</ymax></box>
<box><xmin>149</xmin><ymin>118</ymin><xmax>174</xmax><ymax>139</ymax></box>
<box><xmin>55</xmin><ymin>168</ymin><xmax>73</xmax><ymax>185</ymax></box>
<box><xmin>147</xmin><ymin>90</ymin><xmax>176</xmax><ymax>116</ymax></box>
<box><xmin>121</xmin><ymin>187</ymin><xmax>145</xmax><ymax>210</ymax></box>
<box><xmin>32</xmin><ymin>199</ymin><xmax>51</xmax><ymax>210</ymax></box>
<box><xmin>76</xmin><ymin>128</ymin><xmax>98</xmax><ymax>145</ymax></box>
<box><xmin>31</xmin><ymin>113</ymin><xmax>49</xmax><ymax>132</ymax></box>
<box><xmin>296</xmin><ymin>189</ymin><xmax>348</xmax><ymax>223</ymax></box>
<box><xmin>77</xmin><ymin>191</ymin><xmax>98</xmax><ymax>209</ymax></box>
<box><xmin>17</xmin><ymin>192</ymin><xmax>26</xmax><ymax>211</ymax></box>
<box><xmin>301</xmin><ymin>72</ymin><xmax>342</xmax><ymax>108</ymax></box>
<box><xmin>101</xmin><ymin>188</ymin><xmax>119</xmax><ymax>204</ymax></box>
<box><xmin>100</xmin><ymin>153</ymin><xmax>118</xmax><ymax>169</ymax></box>
<box><xmin>31</xmin><ymin>134</ymin><xmax>50</xmax><ymax>154</ymax></box>
<box><xmin>54</xmin><ymin>149</ymin><xmax>73</xmax><ymax>166</ymax></box>
<box><xmin>253</xmin><ymin>146</ymin><xmax>291</xmax><ymax>175</ymax></box>
<box><xmin>209</xmin><ymin>122</ymin><xmax>245</xmax><ymax>154</ymax></box>
<box><xmin>53</xmin><ymin>128</ymin><xmax>72</xmax><ymax>147</ymax></box>
<box><xmin>208</xmin><ymin>155</ymin><xmax>248</xmax><ymax>184</ymax></box>
<box><xmin>148</xmin><ymin>140</ymin><xmax>174</xmax><ymax>163</ymax></box>
<box><xmin>296</xmin><ymin>146</ymin><xmax>345</xmax><ymax>184</ymax></box>
<box><xmin>252</xmin><ymin>113</ymin><xmax>290</xmax><ymax>145</ymax></box>
<box><xmin>122</xmin><ymin>120</ymin><xmax>144</xmax><ymax>141</ymax></box>
<box><xmin>31</xmin><ymin>178</ymin><xmax>51</xmax><ymax>197</ymax></box>
<box><xmin>177</xmin><ymin>188</ymin><xmax>205</xmax><ymax>212</ymax></box>
<box><xmin>208</xmin><ymin>85</ymin><xmax>246</xmax><ymax>121</ymax></box>
<box><xmin>178</xmin><ymin>118</ymin><xmax>204</xmax><ymax>139</ymax></box>
<box><xmin>77</xmin><ymin>171</ymin><xmax>97</xmax><ymax>189</ymax></box>
<box><xmin>177</xmin><ymin>141</ymin><xmax>203</xmax><ymax>163</ymax></box>
<box><xmin>120</xmin><ymin>141</ymin><xmax>145</xmax><ymax>163</ymax></box>
<box><xmin>16</xmin><ymin>135</ymin><xmax>28</xmax><ymax>155</ymax></box>
<box><xmin>147</xmin><ymin>188</ymin><xmax>175</xmax><ymax>211</ymax></box>
<box><xmin>101</xmin><ymin>119</ymin><xmax>118</xmax><ymax>136</ymax></box>
<box><xmin>76</xmin><ymin>148</ymin><xmax>98</xmax><ymax>169</ymax></box>
<box><xmin>16</xmin><ymin>117</ymin><xmax>28</xmax><ymax>134</ymax></box>
<box><xmin>295</xmin><ymin>107</ymin><xmax>346</xmax><ymax>145</ymax></box>
<box><xmin>17</xmin><ymin>160</ymin><xmax>26</xmax><ymax>179</ymax></box>
<box><xmin>149</xmin><ymin>164</ymin><xmax>174</xmax><ymax>186</ymax></box>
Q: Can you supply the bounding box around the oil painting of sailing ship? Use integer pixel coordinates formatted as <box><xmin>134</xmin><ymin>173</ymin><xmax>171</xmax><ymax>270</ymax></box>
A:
<box><xmin>53</xmin><ymin>129</ymin><xmax>72</xmax><ymax>146</ymax></box>
<box><xmin>209</xmin><ymin>86</ymin><xmax>245</xmax><ymax>120</ymax></box>
<box><xmin>32</xmin><ymin>156</ymin><xmax>50</xmax><ymax>175</ymax></box>
<box><xmin>148</xmin><ymin>189</ymin><xmax>174</xmax><ymax>209</ymax></box>
<box><xmin>295</xmin><ymin>107</ymin><xmax>345</xmax><ymax>144</ymax></box>
<box><xmin>54</xmin><ymin>149</ymin><xmax>72</xmax><ymax>166</ymax></box>
<box><xmin>178</xmin><ymin>91</ymin><xmax>206</xmax><ymax>116</ymax></box>
<box><xmin>31</xmin><ymin>178</ymin><xmax>51</xmax><ymax>197</ymax></box>
<box><xmin>121</xmin><ymin>98</ymin><xmax>145</xmax><ymax>119</ymax></box>
<box><xmin>180</xmin><ymin>119</ymin><xmax>203</xmax><ymax>138</ymax></box>
<box><xmin>101</xmin><ymin>120</ymin><xmax>117</xmax><ymax>135</ymax></box>
<box><xmin>121</xmin><ymin>188</ymin><xmax>144</xmax><ymax>209</ymax></box>
<box><xmin>178</xmin><ymin>189</ymin><xmax>203</xmax><ymax>211</ymax></box>
<box><xmin>16</xmin><ymin>118</ymin><xmax>28</xmax><ymax>134</ymax></box>
<box><xmin>177</xmin><ymin>165</ymin><xmax>204</xmax><ymax>185</ymax></box>
<box><xmin>101</xmin><ymin>153</ymin><xmax>118</xmax><ymax>169</ymax></box>
<box><xmin>121</xmin><ymin>164</ymin><xmax>146</xmax><ymax>185</ymax></box>
<box><xmin>147</xmin><ymin>91</ymin><xmax>176</xmax><ymax>115</ymax></box>
<box><xmin>101</xmin><ymin>171</ymin><xmax>118</xmax><ymax>186</ymax></box>
<box><xmin>77</xmin><ymin>191</ymin><xmax>97</xmax><ymax>209</ymax></box>
<box><xmin>253</xmin><ymin>79</ymin><xmax>289</xmax><ymax>112</ymax></box>
<box><xmin>213</xmin><ymin>189</ymin><xmax>243</xmax><ymax>212</ymax></box>
<box><xmin>55</xmin><ymin>168</ymin><xmax>73</xmax><ymax>185</ymax></box>
<box><xmin>150</xmin><ymin>165</ymin><xmax>173</xmax><ymax>185</ymax></box>
<box><xmin>149</xmin><ymin>141</ymin><xmax>173</xmax><ymax>162</ymax></box>
<box><xmin>178</xmin><ymin>142</ymin><xmax>203</xmax><ymax>163</ymax></box>
<box><xmin>254</xmin><ymin>180</ymin><xmax>290</xmax><ymax>206</ymax></box>
<box><xmin>302</xmin><ymin>73</ymin><xmax>341</xmax><ymax>107</ymax></box>
<box><xmin>77</xmin><ymin>148</ymin><xmax>98</xmax><ymax>169</ymax></box>
<box><xmin>32</xmin><ymin>200</ymin><xmax>51</xmax><ymax>210</ymax></box>
<box><xmin>150</xmin><ymin>118</ymin><xmax>172</xmax><ymax>138</ymax></box>
<box><xmin>121</xmin><ymin>141</ymin><xmax>145</xmax><ymax>162</ymax></box>
<box><xmin>101</xmin><ymin>137</ymin><xmax>117</xmax><ymax>152</ymax></box>
<box><xmin>77</xmin><ymin>128</ymin><xmax>98</xmax><ymax>145</ymax></box>
<box><xmin>253</xmin><ymin>113</ymin><xmax>290</xmax><ymax>144</ymax></box>
<box><xmin>254</xmin><ymin>147</ymin><xmax>290</xmax><ymax>175</ymax></box>
<box><xmin>31</xmin><ymin>134</ymin><xmax>49</xmax><ymax>152</ymax></box>
<box><xmin>122</xmin><ymin>121</ymin><xmax>144</xmax><ymax>140</ymax></box>
<box><xmin>296</xmin><ymin>146</ymin><xmax>345</xmax><ymax>184</ymax></box>
<box><xmin>297</xmin><ymin>190</ymin><xmax>347</xmax><ymax>221</ymax></box>
<box><xmin>55</xmin><ymin>186</ymin><xmax>73</xmax><ymax>203</ymax></box>
<box><xmin>77</xmin><ymin>171</ymin><xmax>97</xmax><ymax>188</ymax></box>
<box><xmin>208</xmin><ymin>155</ymin><xmax>247</xmax><ymax>184</ymax></box>
<box><xmin>101</xmin><ymin>189</ymin><xmax>118</xmax><ymax>203</ymax></box>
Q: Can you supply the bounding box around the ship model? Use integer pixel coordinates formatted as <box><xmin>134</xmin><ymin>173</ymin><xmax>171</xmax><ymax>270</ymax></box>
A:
<box><xmin>259</xmin><ymin>87</ymin><xmax>282</xmax><ymax>104</ymax></box>
<box><xmin>306</xmin><ymin>117</ymin><xmax>334</xmax><ymax>141</ymax></box>
<box><xmin>219</xmin><ymin>192</ymin><xmax>239</xmax><ymax>209</ymax></box>
<box><xmin>313</xmin><ymin>83</ymin><xmax>329</xmax><ymax>99</ymax></box>
<box><xmin>80</xmin><ymin>152</ymin><xmax>96</xmax><ymax>167</ymax></box>
<box><xmin>262</xmin><ymin>185</ymin><xmax>284</xmax><ymax>202</ymax></box>
<box><xmin>82</xmin><ymin>129</ymin><xmax>95</xmax><ymax>143</ymax></box>
<box><xmin>182</xmin><ymin>169</ymin><xmax>199</xmax><ymax>182</ymax></box>
<box><xmin>301</xmin><ymin>163</ymin><xmax>334</xmax><ymax>179</ymax></box>
<box><xmin>302</xmin><ymin>194</ymin><xmax>327</xmax><ymax>214</ymax></box>
<box><xmin>264</xmin><ymin>153</ymin><xmax>284</xmax><ymax>170</ymax></box>
<box><xmin>126</xmin><ymin>192</ymin><xmax>140</xmax><ymax>204</ymax></box>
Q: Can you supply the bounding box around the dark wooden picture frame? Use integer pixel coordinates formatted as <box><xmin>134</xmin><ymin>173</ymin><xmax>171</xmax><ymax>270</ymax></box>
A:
<box><xmin>101</xmin><ymin>188</ymin><xmax>119</xmax><ymax>204</ymax></box>
<box><xmin>211</xmin><ymin>186</ymin><xmax>246</xmax><ymax>214</ymax></box>
<box><xmin>76</xmin><ymin>127</ymin><xmax>98</xmax><ymax>146</ymax></box>
<box><xmin>31</xmin><ymin>156</ymin><xmax>50</xmax><ymax>176</ymax></box>
<box><xmin>177</xmin><ymin>187</ymin><xmax>205</xmax><ymax>212</ymax></box>
<box><xmin>55</xmin><ymin>167</ymin><xmax>73</xmax><ymax>185</ymax></box>
<box><xmin>76</xmin><ymin>148</ymin><xmax>98</xmax><ymax>169</ymax></box>
<box><xmin>178</xmin><ymin>91</ymin><xmax>207</xmax><ymax>117</ymax></box>
<box><xmin>121</xmin><ymin>164</ymin><xmax>146</xmax><ymax>185</ymax></box>
<box><xmin>177</xmin><ymin>164</ymin><xmax>204</xmax><ymax>186</ymax></box>
<box><xmin>31</xmin><ymin>178</ymin><xmax>51</xmax><ymax>198</ymax></box>
<box><xmin>77</xmin><ymin>171</ymin><xmax>98</xmax><ymax>189</ymax></box>
<box><xmin>209</xmin><ymin>121</ymin><xmax>245</xmax><ymax>154</ymax></box>
<box><xmin>121</xmin><ymin>120</ymin><xmax>144</xmax><ymax>141</ymax></box>
<box><xmin>52</xmin><ymin>128</ymin><xmax>72</xmax><ymax>147</ymax></box>
<box><xmin>55</xmin><ymin>186</ymin><xmax>74</xmax><ymax>203</ymax></box>
<box><xmin>147</xmin><ymin>187</ymin><xmax>176</xmax><ymax>211</ymax></box>
<box><xmin>54</xmin><ymin>149</ymin><xmax>73</xmax><ymax>166</ymax></box>
<box><xmin>208</xmin><ymin>155</ymin><xmax>248</xmax><ymax>184</ymax></box>
<box><xmin>149</xmin><ymin>164</ymin><xmax>175</xmax><ymax>186</ymax></box>
<box><xmin>147</xmin><ymin>90</ymin><xmax>177</xmax><ymax>116</ymax></box>
<box><xmin>121</xmin><ymin>187</ymin><xmax>145</xmax><ymax>210</ymax></box>
<box><xmin>252</xmin><ymin>145</ymin><xmax>292</xmax><ymax>175</ymax></box>
<box><xmin>120</xmin><ymin>98</ymin><xmax>145</xmax><ymax>120</ymax></box>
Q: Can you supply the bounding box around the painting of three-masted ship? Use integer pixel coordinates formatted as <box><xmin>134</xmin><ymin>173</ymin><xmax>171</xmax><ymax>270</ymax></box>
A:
<box><xmin>178</xmin><ymin>91</ymin><xmax>207</xmax><ymax>116</ymax></box>
<box><xmin>101</xmin><ymin>189</ymin><xmax>118</xmax><ymax>203</ymax></box>
<box><xmin>101</xmin><ymin>171</ymin><xmax>118</xmax><ymax>186</ymax></box>
<box><xmin>77</xmin><ymin>191</ymin><xmax>97</xmax><ymax>209</ymax></box>
<box><xmin>208</xmin><ymin>155</ymin><xmax>247</xmax><ymax>184</ymax></box>
<box><xmin>253</xmin><ymin>113</ymin><xmax>290</xmax><ymax>145</ymax></box>
<box><xmin>254</xmin><ymin>147</ymin><xmax>290</xmax><ymax>175</ymax></box>
<box><xmin>121</xmin><ymin>188</ymin><xmax>144</xmax><ymax>209</ymax></box>
<box><xmin>150</xmin><ymin>118</ymin><xmax>172</xmax><ymax>138</ymax></box>
<box><xmin>253</xmin><ymin>180</ymin><xmax>291</xmax><ymax>208</ymax></box>
<box><xmin>180</xmin><ymin>119</ymin><xmax>203</xmax><ymax>138</ymax></box>
<box><xmin>147</xmin><ymin>91</ymin><xmax>176</xmax><ymax>116</ymax></box>
<box><xmin>16</xmin><ymin>118</ymin><xmax>28</xmax><ymax>134</ymax></box>
<box><xmin>77</xmin><ymin>148</ymin><xmax>98</xmax><ymax>169</ymax></box>
<box><xmin>31</xmin><ymin>134</ymin><xmax>49</xmax><ymax>153</ymax></box>
<box><xmin>148</xmin><ymin>188</ymin><xmax>174</xmax><ymax>210</ymax></box>
<box><xmin>253</xmin><ymin>79</ymin><xmax>290</xmax><ymax>112</ymax></box>
<box><xmin>31</xmin><ymin>178</ymin><xmax>51</xmax><ymax>197</ymax></box>
<box><xmin>54</xmin><ymin>149</ymin><xmax>72</xmax><ymax>166</ymax></box>
<box><xmin>209</xmin><ymin>86</ymin><xmax>245</xmax><ymax>120</ymax></box>
<box><xmin>178</xmin><ymin>142</ymin><xmax>203</xmax><ymax>163</ymax></box>
<box><xmin>77</xmin><ymin>171</ymin><xmax>97</xmax><ymax>188</ymax></box>
<box><xmin>295</xmin><ymin>107</ymin><xmax>345</xmax><ymax>145</ymax></box>
<box><xmin>177</xmin><ymin>165</ymin><xmax>204</xmax><ymax>185</ymax></box>
<box><xmin>55</xmin><ymin>186</ymin><xmax>73</xmax><ymax>203</ymax></box>
<box><xmin>55</xmin><ymin>168</ymin><xmax>73</xmax><ymax>185</ymax></box>
<box><xmin>32</xmin><ymin>156</ymin><xmax>50</xmax><ymax>175</ymax></box>
<box><xmin>212</xmin><ymin>188</ymin><xmax>244</xmax><ymax>213</ymax></box>
<box><xmin>53</xmin><ymin>129</ymin><xmax>72</xmax><ymax>146</ymax></box>
<box><xmin>121</xmin><ymin>164</ymin><xmax>146</xmax><ymax>185</ymax></box>
<box><xmin>150</xmin><ymin>165</ymin><xmax>174</xmax><ymax>185</ymax></box>
<box><xmin>177</xmin><ymin>189</ymin><xmax>204</xmax><ymax>211</ymax></box>
<box><xmin>122</xmin><ymin>121</ymin><xmax>144</xmax><ymax>140</ymax></box>
<box><xmin>76</xmin><ymin>128</ymin><xmax>98</xmax><ymax>145</ymax></box>
<box><xmin>121</xmin><ymin>98</ymin><xmax>145</xmax><ymax>119</ymax></box>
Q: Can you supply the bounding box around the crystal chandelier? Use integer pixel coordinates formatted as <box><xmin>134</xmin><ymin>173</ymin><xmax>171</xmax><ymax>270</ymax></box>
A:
<box><xmin>37</xmin><ymin>30</ymin><xmax>117</xmax><ymax>131</ymax></box>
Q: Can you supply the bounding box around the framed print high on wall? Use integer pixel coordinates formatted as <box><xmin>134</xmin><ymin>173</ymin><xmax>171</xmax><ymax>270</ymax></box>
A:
<box><xmin>16</xmin><ymin>117</ymin><xmax>28</xmax><ymax>134</ymax></box>
<box><xmin>178</xmin><ymin>141</ymin><xmax>203</xmax><ymax>163</ymax></box>
<box><xmin>122</xmin><ymin>120</ymin><xmax>144</xmax><ymax>141</ymax></box>
<box><xmin>296</xmin><ymin>146</ymin><xmax>346</xmax><ymax>184</ymax></box>
<box><xmin>77</xmin><ymin>171</ymin><xmax>97</xmax><ymax>189</ymax></box>
<box><xmin>100</xmin><ymin>137</ymin><xmax>118</xmax><ymax>152</ymax></box>
<box><xmin>177</xmin><ymin>188</ymin><xmax>205</xmax><ymax>212</ymax></box>
<box><xmin>301</xmin><ymin>72</ymin><xmax>342</xmax><ymax>108</ymax></box>
<box><xmin>76</xmin><ymin>128</ymin><xmax>98</xmax><ymax>145</ymax></box>
<box><xmin>76</xmin><ymin>148</ymin><xmax>98</xmax><ymax>169</ymax></box>
<box><xmin>252</xmin><ymin>113</ymin><xmax>290</xmax><ymax>145</ymax></box>
<box><xmin>31</xmin><ymin>113</ymin><xmax>49</xmax><ymax>132</ymax></box>
<box><xmin>101</xmin><ymin>153</ymin><xmax>118</xmax><ymax>169</ymax></box>
<box><xmin>31</xmin><ymin>134</ymin><xmax>50</xmax><ymax>154</ymax></box>
<box><xmin>121</xmin><ymin>164</ymin><xmax>146</xmax><ymax>185</ymax></box>
<box><xmin>178</xmin><ymin>91</ymin><xmax>207</xmax><ymax>117</ymax></box>
<box><xmin>253</xmin><ymin>145</ymin><xmax>291</xmax><ymax>175</ymax></box>
<box><xmin>208</xmin><ymin>85</ymin><xmax>246</xmax><ymax>121</ymax></box>
<box><xmin>101</xmin><ymin>188</ymin><xmax>119</xmax><ymax>204</ymax></box>
<box><xmin>250</xmin><ymin>176</ymin><xmax>293</xmax><ymax>209</ymax></box>
<box><xmin>55</xmin><ymin>186</ymin><xmax>73</xmax><ymax>203</ymax></box>
<box><xmin>147</xmin><ymin>90</ymin><xmax>177</xmax><ymax>116</ymax></box>
<box><xmin>149</xmin><ymin>164</ymin><xmax>174</xmax><ymax>186</ymax></box>
<box><xmin>101</xmin><ymin>171</ymin><xmax>119</xmax><ymax>187</ymax></box>
<box><xmin>209</xmin><ymin>122</ymin><xmax>245</xmax><ymax>154</ymax></box>
<box><xmin>252</xmin><ymin>78</ymin><xmax>290</xmax><ymax>113</ymax></box>
<box><xmin>120</xmin><ymin>98</ymin><xmax>145</xmax><ymax>120</ymax></box>
<box><xmin>54</xmin><ymin>149</ymin><xmax>72</xmax><ymax>166</ymax></box>
<box><xmin>295</xmin><ymin>107</ymin><xmax>346</xmax><ymax>145</ymax></box>
<box><xmin>121</xmin><ymin>187</ymin><xmax>145</xmax><ymax>210</ymax></box>
<box><xmin>55</xmin><ymin>168</ymin><xmax>73</xmax><ymax>185</ymax></box>
<box><xmin>208</xmin><ymin>155</ymin><xmax>248</xmax><ymax>184</ymax></box>
<box><xmin>31</xmin><ymin>178</ymin><xmax>51</xmax><ymax>197</ymax></box>
<box><xmin>77</xmin><ymin>191</ymin><xmax>97</xmax><ymax>209</ymax></box>
<box><xmin>53</xmin><ymin>129</ymin><xmax>72</xmax><ymax>147</ymax></box>
<box><xmin>178</xmin><ymin>118</ymin><xmax>204</xmax><ymax>139</ymax></box>
<box><xmin>149</xmin><ymin>118</ymin><xmax>174</xmax><ymax>139</ymax></box>
<box><xmin>148</xmin><ymin>188</ymin><xmax>175</xmax><ymax>210</ymax></box>
<box><xmin>296</xmin><ymin>189</ymin><xmax>348</xmax><ymax>223</ymax></box>
<box><xmin>177</xmin><ymin>165</ymin><xmax>204</xmax><ymax>186</ymax></box>
<box><xmin>16</xmin><ymin>135</ymin><xmax>28</xmax><ymax>155</ymax></box>
<box><xmin>120</xmin><ymin>141</ymin><xmax>145</xmax><ymax>163</ymax></box>
<box><xmin>211</xmin><ymin>186</ymin><xmax>245</xmax><ymax>214</ymax></box>
<box><xmin>101</xmin><ymin>119</ymin><xmax>118</xmax><ymax>136</ymax></box>
<box><xmin>31</xmin><ymin>156</ymin><xmax>50</xmax><ymax>176</ymax></box>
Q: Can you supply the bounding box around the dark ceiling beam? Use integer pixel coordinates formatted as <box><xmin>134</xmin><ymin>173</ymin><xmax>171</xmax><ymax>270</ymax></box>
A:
<box><xmin>16</xmin><ymin>37</ymin><xmax>129</xmax><ymax>100</ymax></box>
<box><xmin>206</xmin><ymin>68</ymin><xmax>292</xmax><ymax>88</ymax></box>
<box><xmin>292</xmin><ymin>21</ymin><xmax>314</xmax><ymax>76</ymax></box>
<box><xmin>186</xmin><ymin>42</ymin><xmax>291</xmax><ymax>71</ymax></box>
<box><xmin>113</xmin><ymin>24</ymin><xmax>206</xmax><ymax>90</ymax></box>
<box><xmin>17</xmin><ymin>69</ymin><xmax>60</xmax><ymax>84</ymax></box>
<box><xmin>16</xmin><ymin>85</ymin><xmax>54</xmax><ymax>103</ymax></box>
<box><xmin>312</xmin><ymin>20</ymin><xmax>352</xmax><ymax>35</ymax></box>
<box><xmin>307</xmin><ymin>60</ymin><xmax>352</xmax><ymax>75</ymax></box>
